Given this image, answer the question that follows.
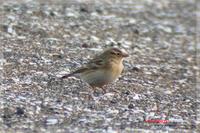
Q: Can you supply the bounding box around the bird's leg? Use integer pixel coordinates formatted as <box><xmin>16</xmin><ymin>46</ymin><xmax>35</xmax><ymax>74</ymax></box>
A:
<box><xmin>107</xmin><ymin>84</ymin><xmax>120</xmax><ymax>94</ymax></box>
<box><xmin>86</xmin><ymin>86</ymin><xmax>97</xmax><ymax>100</ymax></box>
<box><xmin>92</xmin><ymin>86</ymin><xmax>102</xmax><ymax>97</ymax></box>
<box><xmin>90</xmin><ymin>86</ymin><xmax>97</xmax><ymax>93</ymax></box>
<box><xmin>100</xmin><ymin>86</ymin><xmax>107</xmax><ymax>94</ymax></box>
<box><xmin>110</xmin><ymin>86</ymin><xmax>121</xmax><ymax>94</ymax></box>
<box><xmin>112</xmin><ymin>89</ymin><xmax>121</xmax><ymax>94</ymax></box>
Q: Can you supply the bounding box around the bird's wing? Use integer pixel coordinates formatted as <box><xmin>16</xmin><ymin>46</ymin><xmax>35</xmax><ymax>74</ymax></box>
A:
<box><xmin>61</xmin><ymin>67</ymin><xmax>88</xmax><ymax>79</ymax></box>
<box><xmin>61</xmin><ymin>55</ymin><xmax>106</xmax><ymax>79</ymax></box>
<box><xmin>87</xmin><ymin>57</ymin><xmax>105</xmax><ymax>69</ymax></box>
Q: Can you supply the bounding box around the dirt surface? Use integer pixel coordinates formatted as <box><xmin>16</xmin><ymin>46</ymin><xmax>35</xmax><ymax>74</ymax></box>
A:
<box><xmin>1</xmin><ymin>0</ymin><xmax>199</xmax><ymax>132</ymax></box>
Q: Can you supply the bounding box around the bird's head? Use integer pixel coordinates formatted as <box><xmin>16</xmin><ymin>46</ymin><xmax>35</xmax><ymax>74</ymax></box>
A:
<box><xmin>103</xmin><ymin>47</ymin><xmax>129</xmax><ymax>61</ymax></box>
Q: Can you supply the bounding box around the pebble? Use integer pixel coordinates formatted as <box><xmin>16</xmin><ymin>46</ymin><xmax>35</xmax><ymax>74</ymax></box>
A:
<box><xmin>46</xmin><ymin>118</ymin><xmax>58</xmax><ymax>125</ymax></box>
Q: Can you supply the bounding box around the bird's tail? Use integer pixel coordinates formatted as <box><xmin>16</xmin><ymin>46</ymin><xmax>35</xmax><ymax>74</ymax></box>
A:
<box><xmin>61</xmin><ymin>68</ymin><xmax>86</xmax><ymax>79</ymax></box>
<box><xmin>61</xmin><ymin>73</ymin><xmax>74</xmax><ymax>79</ymax></box>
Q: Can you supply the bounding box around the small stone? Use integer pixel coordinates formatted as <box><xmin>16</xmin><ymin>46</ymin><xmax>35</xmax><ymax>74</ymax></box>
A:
<box><xmin>110</xmin><ymin>99</ymin><xmax>118</xmax><ymax>104</ymax></box>
<box><xmin>133</xmin><ymin>29</ymin><xmax>139</xmax><ymax>35</ymax></box>
<box><xmin>52</xmin><ymin>54</ymin><xmax>63</xmax><ymax>60</ymax></box>
<box><xmin>80</xmin><ymin>6</ymin><xmax>89</xmax><ymax>13</ymax></box>
<box><xmin>46</xmin><ymin>118</ymin><xmax>58</xmax><ymax>125</ymax></box>
<box><xmin>122</xmin><ymin>90</ymin><xmax>130</xmax><ymax>95</ymax></box>
<box><xmin>82</xmin><ymin>43</ymin><xmax>89</xmax><ymax>48</ymax></box>
<box><xmin>131</xmin><ymin>66</ymin><xmax>140</xmax><ymax>72</ymax></box>
<box><xmin>16</xmin><ymin>107</ymin><xmax>24</xmax><ymax>115</ymax></box>
<box><xmin>90</xmin><ymin>35</ymin><xmax>100</xmax><ymax>43</ymax></box>
<box><xmin>128</xmin><ymin>103</ymin><xmax>134</xmax><ymax>109</ymax></box>
<box><xmin>66</xmin><ymin>11</ymin><xmax>79</xmax><ymax>18</ymax></box>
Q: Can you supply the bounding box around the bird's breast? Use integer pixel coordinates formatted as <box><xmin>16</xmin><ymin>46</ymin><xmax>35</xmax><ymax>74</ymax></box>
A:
<box><xmin>111</xmin><ymin>63</ymin><xmax>123</xmax><ymax>79</ymax></box>
<box><xmin>80</xmin><ymin>64</ymin><xmax>123</xmax><ymax>87</ymax></box>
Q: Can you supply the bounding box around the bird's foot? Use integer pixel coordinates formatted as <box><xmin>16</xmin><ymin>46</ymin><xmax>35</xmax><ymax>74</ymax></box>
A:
<box><xmin>111</xmin><ymin>89</ymin><xmax>121</xmax><ymax>94</ymax></box>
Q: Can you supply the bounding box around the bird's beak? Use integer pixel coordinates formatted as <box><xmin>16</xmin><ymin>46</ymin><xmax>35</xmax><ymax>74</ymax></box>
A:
<box><xmin>122</xmin><ymin>52</ymin><xmax>129</xmax><ymax>57</ymax></box>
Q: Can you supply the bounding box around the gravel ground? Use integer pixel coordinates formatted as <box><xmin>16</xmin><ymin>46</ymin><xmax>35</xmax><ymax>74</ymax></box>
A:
<box><xmin>1</xmin><ymin>0</ymin><xmax>199</xmax><ymax>132</ymax></box>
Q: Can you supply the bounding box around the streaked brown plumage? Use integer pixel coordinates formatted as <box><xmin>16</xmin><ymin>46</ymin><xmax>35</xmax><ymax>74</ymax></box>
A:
<box><xmin>61</xmin><ymin>47</ymin><xmax>128</xmax><ymax>91</ymax></box>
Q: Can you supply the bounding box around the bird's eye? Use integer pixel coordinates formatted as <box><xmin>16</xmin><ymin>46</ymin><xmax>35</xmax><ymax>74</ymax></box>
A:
<box><xmin>116</xmin><ymin>52</ymin><xmax>120</xmax><ymax>56</ymax></box>
<box><xmin>111</xmin><ymin>51</ymin><xmax>121</xmax><ymax>56</ymax></box>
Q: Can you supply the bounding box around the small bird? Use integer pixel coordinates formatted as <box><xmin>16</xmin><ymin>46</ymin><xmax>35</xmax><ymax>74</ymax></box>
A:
<box><xmin>61</xmin><ymin>47</ymin><xmax>128</xmax><ymax>92</ymax></box>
